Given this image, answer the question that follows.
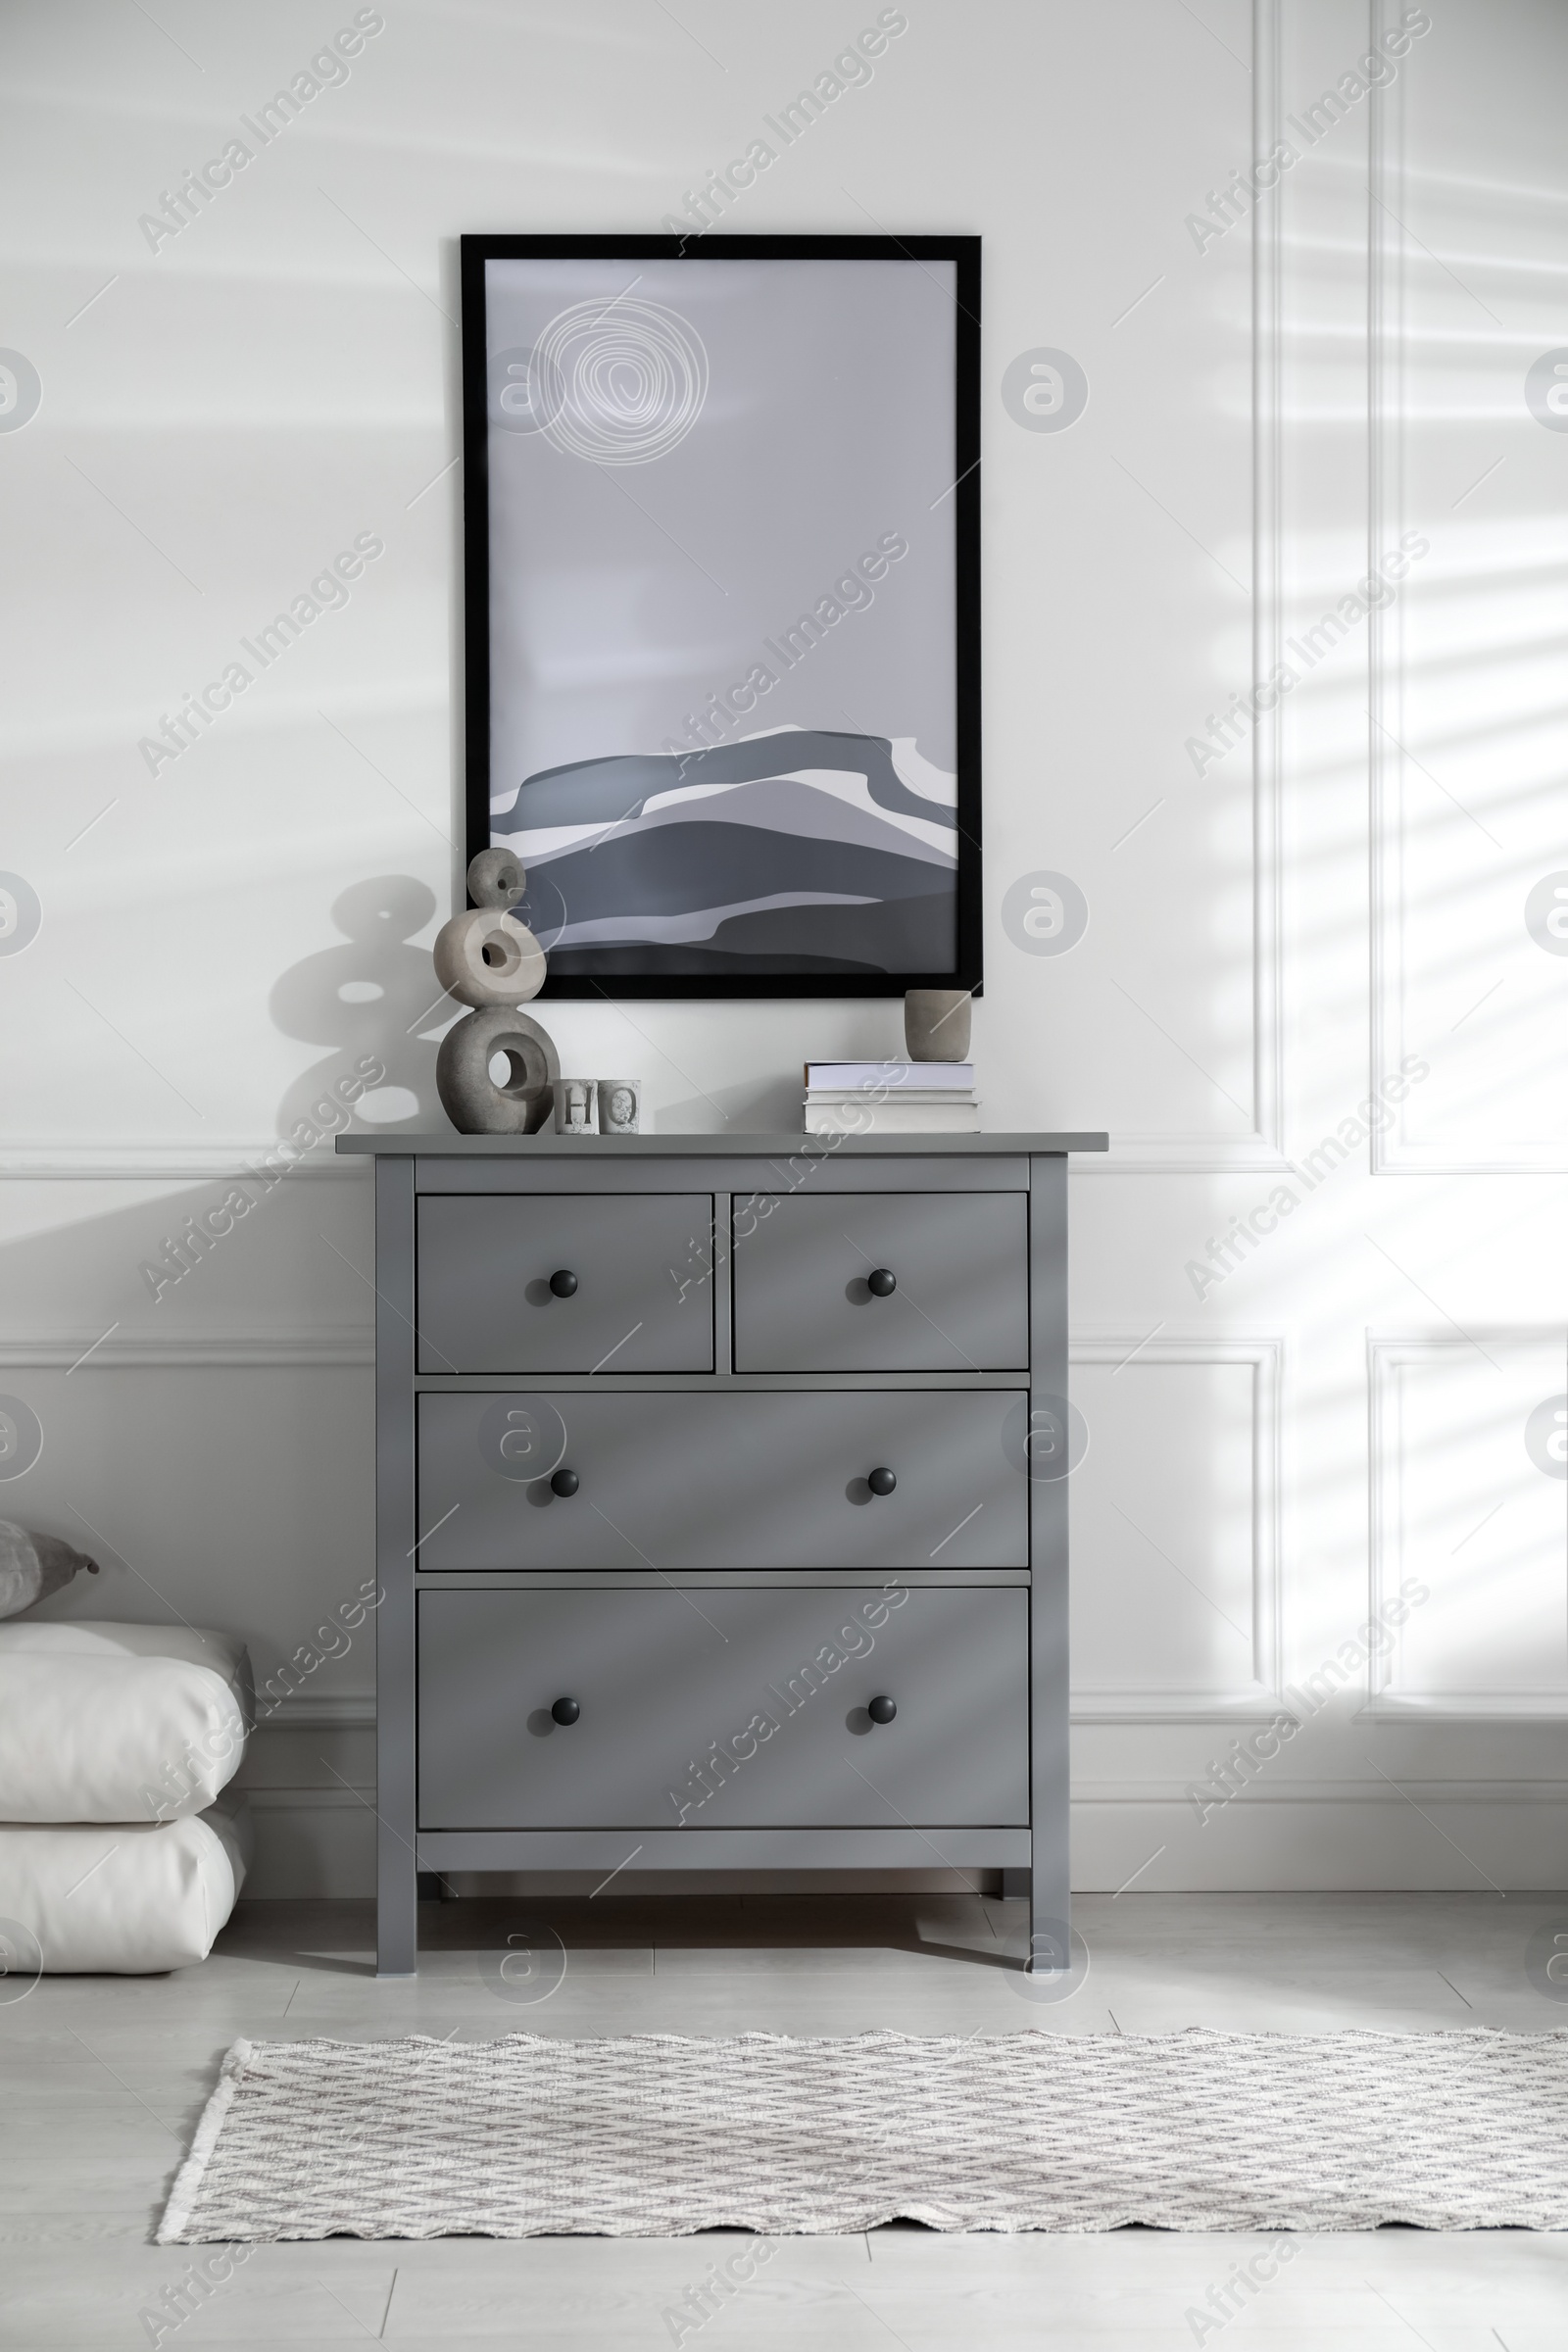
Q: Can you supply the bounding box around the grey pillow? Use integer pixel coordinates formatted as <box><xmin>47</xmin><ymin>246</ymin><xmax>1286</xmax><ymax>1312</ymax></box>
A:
<box><xmin>0</xmin><ymin>1522</ymin><xmax>99</xmax><ymax>1619</ymax></box>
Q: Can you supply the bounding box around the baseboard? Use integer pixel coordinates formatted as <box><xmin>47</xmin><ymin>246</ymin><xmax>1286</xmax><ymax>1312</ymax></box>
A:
<box><xmin>239</xmin><ymin>1782</ymin><xmax>1568</xmax><ymax>1899</ymax></box>
<box><xmin>1070</xmin><ymin>1785</ymin><xmax>1568</xmax><ymax>1893</ymax></box>
<box><xmin>242</xmin><ymin>1787</ymin><xmax>376</xmax><ymax>1898</ymax></box>
<box><xmin>252</xmin><ymin>1692</ymin><xmax>376</xmax><ymax>1728</ymax></box>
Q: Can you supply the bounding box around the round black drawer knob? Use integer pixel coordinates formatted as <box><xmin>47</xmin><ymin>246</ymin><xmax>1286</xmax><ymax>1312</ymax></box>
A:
<box><xmin>549</xmin><ymin>1268</ymin><xmax>578</xmax><ymax>1298</ymax></box>
<box><xmin>867</xmin><ymin>1267</ymin><xmax>897</xmax><ymax>1298</ymax></box>
<box><xmin>551</xmin><ymin>1695</ymin><xmax>580</xmax><ymax>1727</ymax></box>
<box><xmin>550</xmin><ymin>1467</ymin><xmax>579</xmax><ymax>1498</ymax></box>
<box><xmin>867</xmin><ymin>1466</ymin><xmax>897</xmax><ymax>1496</ymax></box>
<box><xmin>867</xmin><ymin>1695</ymin><xmax>897</xmax><ymax>1726</ymax></box>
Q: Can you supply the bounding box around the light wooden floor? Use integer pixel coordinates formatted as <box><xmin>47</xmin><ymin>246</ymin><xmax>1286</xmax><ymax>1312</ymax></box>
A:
<box><xmin>6</xmin><ymin>1888</ymin><xmax>1568</xmax><ymax>2348</ymax></box>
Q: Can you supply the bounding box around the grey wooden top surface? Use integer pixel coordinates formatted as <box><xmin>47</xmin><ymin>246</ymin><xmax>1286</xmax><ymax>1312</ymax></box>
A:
<box><xmin>335</xmin><ymin>1131</ymin><xmax>1109</xmax><ymax>1157</ymax></box>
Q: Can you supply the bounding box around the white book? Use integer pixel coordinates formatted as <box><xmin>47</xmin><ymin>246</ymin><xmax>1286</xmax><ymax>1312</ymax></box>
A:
<box><xmin>805</xmin><ymin>1100</ymin><xmax>981</xmax><ymax>1136</ymax></box>
<box><xmin>806</xmin><ymin>1087</ymin><xmax>976</xmax><ymax>1106</ymax></box>
<box><xmin>805</xmin><ymin>1061</ymin><xmax>974</xmax><ymax>1090</ymax></box>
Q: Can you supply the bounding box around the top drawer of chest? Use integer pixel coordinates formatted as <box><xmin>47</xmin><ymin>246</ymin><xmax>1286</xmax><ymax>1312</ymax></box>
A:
<box><xmin>416</xmin><ymin>1194</ymin><xmax>713</xmax><ymax>1374</ymax></box>
<box><xmin>732</xmin><ymin>1191</ymin><xmax>1029</xmax><ymax>1371</ymax></box>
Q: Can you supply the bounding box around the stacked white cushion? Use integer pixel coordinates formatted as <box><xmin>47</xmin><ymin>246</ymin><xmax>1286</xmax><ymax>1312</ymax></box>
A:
<box><xmin>0</xmin><ymin>1620</ymin><xmax>252</xmax><ymax>1821</ymax></box>
<box><xmin>0</xmin><ymin>1801</ymin><xmax>252</xmax><ymax>1974</ymax></box>
<box><xmin>0</xmin><ymin>1621</ymin><xmax>253</xmax><ymax>1972</ymax></box>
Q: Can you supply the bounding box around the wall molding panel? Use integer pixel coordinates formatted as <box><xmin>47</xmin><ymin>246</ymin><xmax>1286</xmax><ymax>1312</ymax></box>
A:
<box><xmin>0</xmin><ymin>1148</ymin><xmax>368</xmax><ymax>1181</ymax></box>
<box><xmin>1365</xmin><ymin>1331</ymin><xmax>1568</xmax><ymax>1723</ymax></box>
<box><xmin>1070</xmin><ymin>1333</ymin><xmax>1285</xmax><ymax>1721</ymax></box>
<box><xmin>1091</xmin><ymin>0</ymin><xmax>1286</xmax><ymax>1179</ymax></box>
<box><xmin>1249</xmin><ymin>0</ymin><xmax>1285</xmax><ymax>1175</ymax></box>
<box><xmin>1089</xmin><ymin>1133</ymin><xmax>1292</xmax><ymax>1177</ymax></box>
<box><xmin>0</xmin><ymin>1334</ymin><xmax>374</xmax><ymax>1368</ymax></box>
<box><xmin>1367</xmin><ymin>7</ymin><xmax>1567</xmax><ymax>1176</ymax></box>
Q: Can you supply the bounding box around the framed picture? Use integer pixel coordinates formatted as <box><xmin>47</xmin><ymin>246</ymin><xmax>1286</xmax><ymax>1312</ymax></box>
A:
<box><xmin>461</xmin><ymin>233</ymin><xmax>980</xmax><ymax>1000</ymax></box>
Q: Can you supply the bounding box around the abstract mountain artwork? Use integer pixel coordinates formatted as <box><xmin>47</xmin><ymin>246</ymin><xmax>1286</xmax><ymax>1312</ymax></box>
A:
<box><xmin>464</xmin><ymin>236</ymin><xmax>980</xmax><ymax>996</ymax></box>
<box><xmin>495</xmin><ymin>728</ymin><xmax>957</xmax><ymax>980</ymax></box>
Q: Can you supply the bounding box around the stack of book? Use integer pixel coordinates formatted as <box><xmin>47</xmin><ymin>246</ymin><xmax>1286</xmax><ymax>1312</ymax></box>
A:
<box><xmin>803</xmin><ymin>1061</ymin><xmax>980</xmax><ymax>1135</ymax></box>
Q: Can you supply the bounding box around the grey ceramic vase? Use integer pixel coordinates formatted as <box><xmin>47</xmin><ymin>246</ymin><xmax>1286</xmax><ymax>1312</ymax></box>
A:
<box><xmin>0</xmin><ymin>1522</ymin><xmax>99</xmax><ymax>1620</ymax></box>
<box><xmin>904</xmin><ymin>989</ymin><xmax>972</xmax><ymax>1061</ymax></box>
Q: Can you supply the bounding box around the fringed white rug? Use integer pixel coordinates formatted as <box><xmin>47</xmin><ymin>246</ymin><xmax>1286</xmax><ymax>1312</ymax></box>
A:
<box><xmin>159</xmin><ymin>2029</ymin><xmax>1568</xmax><ymax>2241</ymax></box>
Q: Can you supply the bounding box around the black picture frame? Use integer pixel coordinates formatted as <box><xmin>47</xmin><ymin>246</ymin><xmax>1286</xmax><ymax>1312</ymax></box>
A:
<box><xmin>461</xmin><ymin>232</ymin><xmax>981</xmax><ymax>1001</ymax></box>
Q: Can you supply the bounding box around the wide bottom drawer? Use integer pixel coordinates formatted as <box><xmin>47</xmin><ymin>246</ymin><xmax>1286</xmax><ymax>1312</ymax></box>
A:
<box><xmin>416</xmin><ymin>1586</ymin><xmax>1028</xmax><ymax>1830</ymax></box>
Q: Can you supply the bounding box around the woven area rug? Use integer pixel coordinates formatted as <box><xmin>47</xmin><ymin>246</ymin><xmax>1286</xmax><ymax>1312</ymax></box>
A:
<box><xmin>159</xmin><ymin>2028</ymin><xmax>1568</xmax><ymax>2241</ymax></box>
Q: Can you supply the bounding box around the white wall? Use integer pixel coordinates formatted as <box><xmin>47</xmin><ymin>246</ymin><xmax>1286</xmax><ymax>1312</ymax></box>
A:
<box><xmin>2</xmin><ymin>0</ymin><xmax>1564</xmax><ymax>1895</ymax></box>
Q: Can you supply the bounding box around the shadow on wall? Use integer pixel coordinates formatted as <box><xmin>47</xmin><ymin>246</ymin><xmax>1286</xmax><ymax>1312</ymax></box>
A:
<box><xmin>269</xmin><ymin>876</ymin><xmax>452</xmax><ymax>1138</ymax></box>
<box><xmin>662</xmin><ymin>1076</ymin><xmax>806</xmax><ymax>1133</ymax></box>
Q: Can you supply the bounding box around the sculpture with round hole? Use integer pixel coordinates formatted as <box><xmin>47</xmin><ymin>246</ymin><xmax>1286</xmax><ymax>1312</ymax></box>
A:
<box><xmin>433</xmin><ymin>854</ymin><xmax>559</xmax><ymax>1133</ymax></box>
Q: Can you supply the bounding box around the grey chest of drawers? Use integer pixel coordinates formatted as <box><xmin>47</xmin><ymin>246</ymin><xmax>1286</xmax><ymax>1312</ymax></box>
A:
<box><xmin>337</xmin><ymin>1130</ymin><xmax>1108</xmax><ymax>1977</ymax></box>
